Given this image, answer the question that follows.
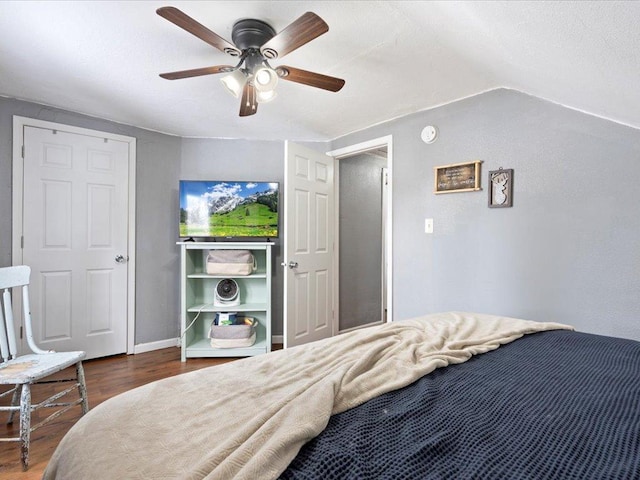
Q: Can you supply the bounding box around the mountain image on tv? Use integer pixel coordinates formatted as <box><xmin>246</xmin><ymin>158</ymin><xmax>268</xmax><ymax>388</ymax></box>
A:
<box><xmin>179</xmin><ymin>181</ymin><xmax>279</xmax><ymax>238</ymax></box>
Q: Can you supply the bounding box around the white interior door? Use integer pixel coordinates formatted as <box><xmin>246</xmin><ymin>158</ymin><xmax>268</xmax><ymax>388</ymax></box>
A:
<box><xmin>283</xmin><ymin>142</ymin><xmax>335</xmax><ymax>348</ymax></box>
<box><xmin>19</xmin><ymin>125</ymin><xmax>130</xmax><ymax>359</ymax></box>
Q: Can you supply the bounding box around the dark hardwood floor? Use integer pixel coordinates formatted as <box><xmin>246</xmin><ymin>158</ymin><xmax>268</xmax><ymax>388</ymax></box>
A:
<box><xmin>0</xmin><ymin>347</ymin><xmax>256</xmax><ymax>479</ymax></box>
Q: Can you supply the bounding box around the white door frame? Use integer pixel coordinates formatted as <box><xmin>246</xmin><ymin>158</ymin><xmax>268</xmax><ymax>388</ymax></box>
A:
<box><xmin>11</xmin><ymin>116</ymin><xmax>136</xmax><ymax>355</ymax></box>
<box><xmin>327</xmin><ymin>135</ymin><xmax>393</xmax><ymax>334</ymax></box>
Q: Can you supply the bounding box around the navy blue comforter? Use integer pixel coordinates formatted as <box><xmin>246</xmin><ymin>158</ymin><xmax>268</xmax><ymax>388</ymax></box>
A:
<box><xmin>280</xmin><ymin>330</ymin><xmax>640</xmax><ymax>479</ymax></box>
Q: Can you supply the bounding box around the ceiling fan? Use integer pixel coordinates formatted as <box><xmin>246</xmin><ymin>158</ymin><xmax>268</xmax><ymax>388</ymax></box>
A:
<box><xmin>156</xmin><ymin>6</ymin><xmax>346</xmax><ymax>117</ymax></box>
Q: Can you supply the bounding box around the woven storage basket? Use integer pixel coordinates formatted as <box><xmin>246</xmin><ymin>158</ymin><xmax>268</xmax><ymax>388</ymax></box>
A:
<box><xmin>209</xmin><ymin>317</ymin><xmax>257</xmax><ymax>348</ymax></box>
<box><xmin>206</xmin><ymin>250</ymin><xmax>256</xmax><ymax>276</ymax></box>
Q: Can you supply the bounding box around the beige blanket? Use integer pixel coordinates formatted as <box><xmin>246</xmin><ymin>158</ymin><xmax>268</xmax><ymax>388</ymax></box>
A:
<box><xmin>44</xmin><ymin>312</ymin><xmax>571</xmax><ymax>480</ymax></box>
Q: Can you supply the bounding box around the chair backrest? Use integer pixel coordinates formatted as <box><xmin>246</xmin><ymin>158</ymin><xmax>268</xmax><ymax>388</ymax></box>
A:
<box><xmin>0</xmin><ymin>266</ymin><xmax>30</xmax><ymax>362</ymax></box>
<box><xmin>0</xmin><ymin>265</ymin><xmax>30</xmax><ymax>290</ymax></box>
<box><xmin>0</xmin><ymin>266</ymin><xmax>49</xmax><ymax>362</ymax></box>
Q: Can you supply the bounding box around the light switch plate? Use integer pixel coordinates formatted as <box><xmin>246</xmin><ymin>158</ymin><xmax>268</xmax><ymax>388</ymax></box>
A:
<box><xmin>425</xmin><ymin>218</ymin><xmax>434</xmax><ymax>234</ymax></box>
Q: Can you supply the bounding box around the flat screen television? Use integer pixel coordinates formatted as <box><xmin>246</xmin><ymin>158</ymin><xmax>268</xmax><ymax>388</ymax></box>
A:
<box><xmin>179</xmin><ymin>180</ymin><xmax>279</xmax><ymax>239</ymax></box>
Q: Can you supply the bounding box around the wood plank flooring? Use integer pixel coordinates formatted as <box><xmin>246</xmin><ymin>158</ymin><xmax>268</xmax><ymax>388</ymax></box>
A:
<box><xmin>0</xmin><ymin>347</ymin><xmax>260</xmax><ymax>479</ymax></box>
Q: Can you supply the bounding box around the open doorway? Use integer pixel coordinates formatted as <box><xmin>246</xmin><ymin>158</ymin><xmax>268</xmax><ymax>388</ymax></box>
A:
<box><xmin>327</xmin><ymin>136</ymin><xmax>393</xmax><ymax>333</ymax></box>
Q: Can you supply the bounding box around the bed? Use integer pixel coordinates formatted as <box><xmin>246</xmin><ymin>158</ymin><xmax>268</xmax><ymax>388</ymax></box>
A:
<box><xmin>43</xmin><ymin>312</ymin><xmax>640</xmax><ymax>479</ymax></box>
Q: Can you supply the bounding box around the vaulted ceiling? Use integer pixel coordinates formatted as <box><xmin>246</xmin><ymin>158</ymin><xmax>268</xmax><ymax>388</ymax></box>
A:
<box><xmin>1</xmin><ymin>1</ymin><xmax>638</xmax><ymax>141</ymax></box>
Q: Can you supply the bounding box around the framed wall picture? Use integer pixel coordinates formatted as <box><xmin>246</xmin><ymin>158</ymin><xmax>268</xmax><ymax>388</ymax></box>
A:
<box><xmin>434</xmin><ymin>160</ymin><xmax>482</xmax><ymax>194</ymax></box>
<box><xmin>488</xmin><ymin>168</ymin><xmax>514</xmax><ymax>208</ymax></box>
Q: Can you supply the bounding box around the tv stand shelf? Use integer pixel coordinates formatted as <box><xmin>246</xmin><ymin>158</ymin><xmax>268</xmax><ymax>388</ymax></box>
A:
<box><xmin>186</xmin><ymin>303</ymin><xmax>268</xmax><ymax>313</ymax></box>
<box><xmin>177</xmin><ymin>241</ymin><xmax>273</xmax><ymax>361</ymax></box>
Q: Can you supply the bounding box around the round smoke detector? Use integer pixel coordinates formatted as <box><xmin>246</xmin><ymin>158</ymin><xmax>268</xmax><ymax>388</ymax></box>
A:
<box><xmin>421</xmin><ymin>125</ymin><xmax>438</xmax><ymax>144</ymax></box>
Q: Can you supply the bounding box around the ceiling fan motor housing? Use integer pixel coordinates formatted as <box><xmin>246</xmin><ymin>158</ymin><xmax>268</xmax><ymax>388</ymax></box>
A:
<box><xmin>232</xmin><ymin>19</ymin><xmax>276</xmax><ymax>50</ymax></box>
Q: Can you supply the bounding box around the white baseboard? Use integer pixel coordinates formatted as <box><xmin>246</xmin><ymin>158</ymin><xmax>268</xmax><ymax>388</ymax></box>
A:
<box><xmin>133</xmin><ymin>336</ymin><xmax>283</xmax><ymax>354</ymax></box>
<box><xmin>133</xmin><ymin>338</ymin><xmax>179</xmax><ymax>354</ymax></box>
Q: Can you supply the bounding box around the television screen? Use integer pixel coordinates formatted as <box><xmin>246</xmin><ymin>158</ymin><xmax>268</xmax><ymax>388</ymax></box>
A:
<box><xmin>179</xmin><ymin>181</ymin><xmax>279</xmax><ymax>238</ymax></box>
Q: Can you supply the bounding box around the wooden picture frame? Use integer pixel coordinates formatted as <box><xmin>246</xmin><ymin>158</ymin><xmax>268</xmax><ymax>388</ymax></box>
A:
<box><xmin>434</xmin><ymin>161</ymin><xmax>482</xmax><ymax>194</ymax></box>
<box><xmin>488</xmin><ymin>168</ymin><xmax>514</xmax><ymax>208</ymax></box>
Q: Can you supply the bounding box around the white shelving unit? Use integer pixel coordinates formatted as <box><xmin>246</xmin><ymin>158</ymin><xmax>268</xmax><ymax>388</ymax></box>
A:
<box><xmin>177</xmin><ymin>241</ymin><xmax>273</xmax><ymax>361</ymax></box>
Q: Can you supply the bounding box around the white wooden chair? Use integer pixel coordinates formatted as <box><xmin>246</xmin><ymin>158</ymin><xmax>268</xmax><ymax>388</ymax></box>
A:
<box><xmin>0</xmin><ymin>265</ymin><xmax>88</xmax><ymax>470</ymax></box>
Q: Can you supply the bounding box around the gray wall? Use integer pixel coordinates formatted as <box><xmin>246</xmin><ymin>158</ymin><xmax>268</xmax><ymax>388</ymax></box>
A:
<box><xmin>331</xmin><ymin>89</ymin><xmax>640</xmax><ymax>341</ymax></box>
<box><xmin>0</xmin><ymin>97</ymin><xmax>182</xmax><ymax>345</ymax></box>
<box><xmin>0</xmin><ymin>96</ymin><xmax>321</xmax><ymax>344</ymax></box>
<box><xmin>5</xmin><ymin>88</ymin><xmax>639</xmax><ymax>346</ymax></box>
<box><xmin>179</xmin><ymin>138</ymin><xmax>286</xmax><ymax>335</ymax></box>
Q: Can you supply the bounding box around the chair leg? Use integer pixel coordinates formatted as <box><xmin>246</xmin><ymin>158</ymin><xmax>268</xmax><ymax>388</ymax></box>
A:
<box><xmin>7</xmin><ymin>385</ymin><xmax>20</xmax><ymax>424</ymax></box>
<box><xmin>76</xmin><ymin>361</ymin><xmax>89</xmax><ymax>415</ymax></box>
<box><xmin>19</xmin><ymin>383</ymin><xmax>31</xmax><ymax>471</ymax></box>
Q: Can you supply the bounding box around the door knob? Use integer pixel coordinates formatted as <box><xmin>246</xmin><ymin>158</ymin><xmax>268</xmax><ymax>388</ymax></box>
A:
<box><xmin>115</xmin><ymin>255</ymin><xmax>128</xmax><ymax>264</ymax></box>
<box><xmin>281</xmin><ymin>261</ymin><xmax>298</xmax><ymax>269</ymax></box>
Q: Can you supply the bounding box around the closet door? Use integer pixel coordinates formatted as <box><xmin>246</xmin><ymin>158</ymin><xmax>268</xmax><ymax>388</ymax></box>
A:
<box><xmin>20</xmin><ymin>125</ymin><xmax>130</xmax><ymax>359</ymax></box>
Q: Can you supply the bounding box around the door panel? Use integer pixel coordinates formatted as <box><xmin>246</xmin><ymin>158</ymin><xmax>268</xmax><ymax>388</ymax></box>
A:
<box><xmin>42</xmin><ymin>180</ymin><xmax>72</xmax><ymax>247</ymax></box>
<box><xmin>284</xmin><ymin>142</ymin><xmax>335</xmax><ymax>348</ymax></box>
<box><xmin>41</xmin><ymin>270</ymin><xmax>72</xmax><ymax>340</ymax></box>
<box><xmin>87</xmin><ymin>184</ymin><xmax>114</xmax><ymax>247</ymax></box>
<box><xmin>293</xmin><ymin>273</ymin><xmax>310</xmax><ymax>337</ymax></box>
<box><xmin>315</xmin><ymin>193</ymin><xmax>329</xmax><ymax>251</ymax></box>
<box><xmin>86</xmin><ymin>269</ymin><xmax>113</xmax><ymax>334</ymax></box>
<box><xmin>294</xmin><ymin>189</ymin><xmax>310</xmax><ymax>253</ymax></box>
<box><xmin>315</xmin><ymin>269</ymin><xmax>330</xmax><ymax>330</ymax></box>
<box><xmin>22</xmin><ymin>126</ymin><xmax>129</xmax><ymax>359</ymax></box>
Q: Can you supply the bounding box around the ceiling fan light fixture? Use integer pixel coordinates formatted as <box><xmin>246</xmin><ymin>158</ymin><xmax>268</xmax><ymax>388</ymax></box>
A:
<box><xmin>253</xmin><ymin>66</ymin><xmax>278</xmax><ymax>92</ymax></box>
<box><xmin>220</xmin><ymin>69</ymin><xmax>247</xmax><ymax>98</ymax></box>
<box><xmin>256</xmin><ymin>89</ymin><xmax>278</xmax><ymax>104</ymax></box>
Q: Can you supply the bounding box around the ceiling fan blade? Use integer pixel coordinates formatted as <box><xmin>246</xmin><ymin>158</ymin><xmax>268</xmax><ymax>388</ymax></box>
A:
<box><xmin>239</xmin><ymin>83</ymin><xmax>258</xmax><ymax>117</ymax></box>
<box><xmin>159</xmin><ymin>65</ymin><xmax>234</xmax><ymax>80</ymax></box>
<box><xmin>157</xmin><ymin>7</ymin><xmax>241</xmax><ymax>56</ymax></box>
<box><xmin>260</xmin><ymin>12</ymin><xmax>328</xmax><ymax>60</ymax></box>
<box><xmin>276</xmin><ymin>66</ymin><xmax>345</xmax><ymax>92</ymax></box>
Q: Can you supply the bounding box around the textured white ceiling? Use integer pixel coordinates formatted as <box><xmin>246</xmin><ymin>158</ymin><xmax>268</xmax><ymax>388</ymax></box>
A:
<box><xmin>1</xmin><ymin>1</ymin><xmax>639</xmax><ymax>141</ymax></box>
